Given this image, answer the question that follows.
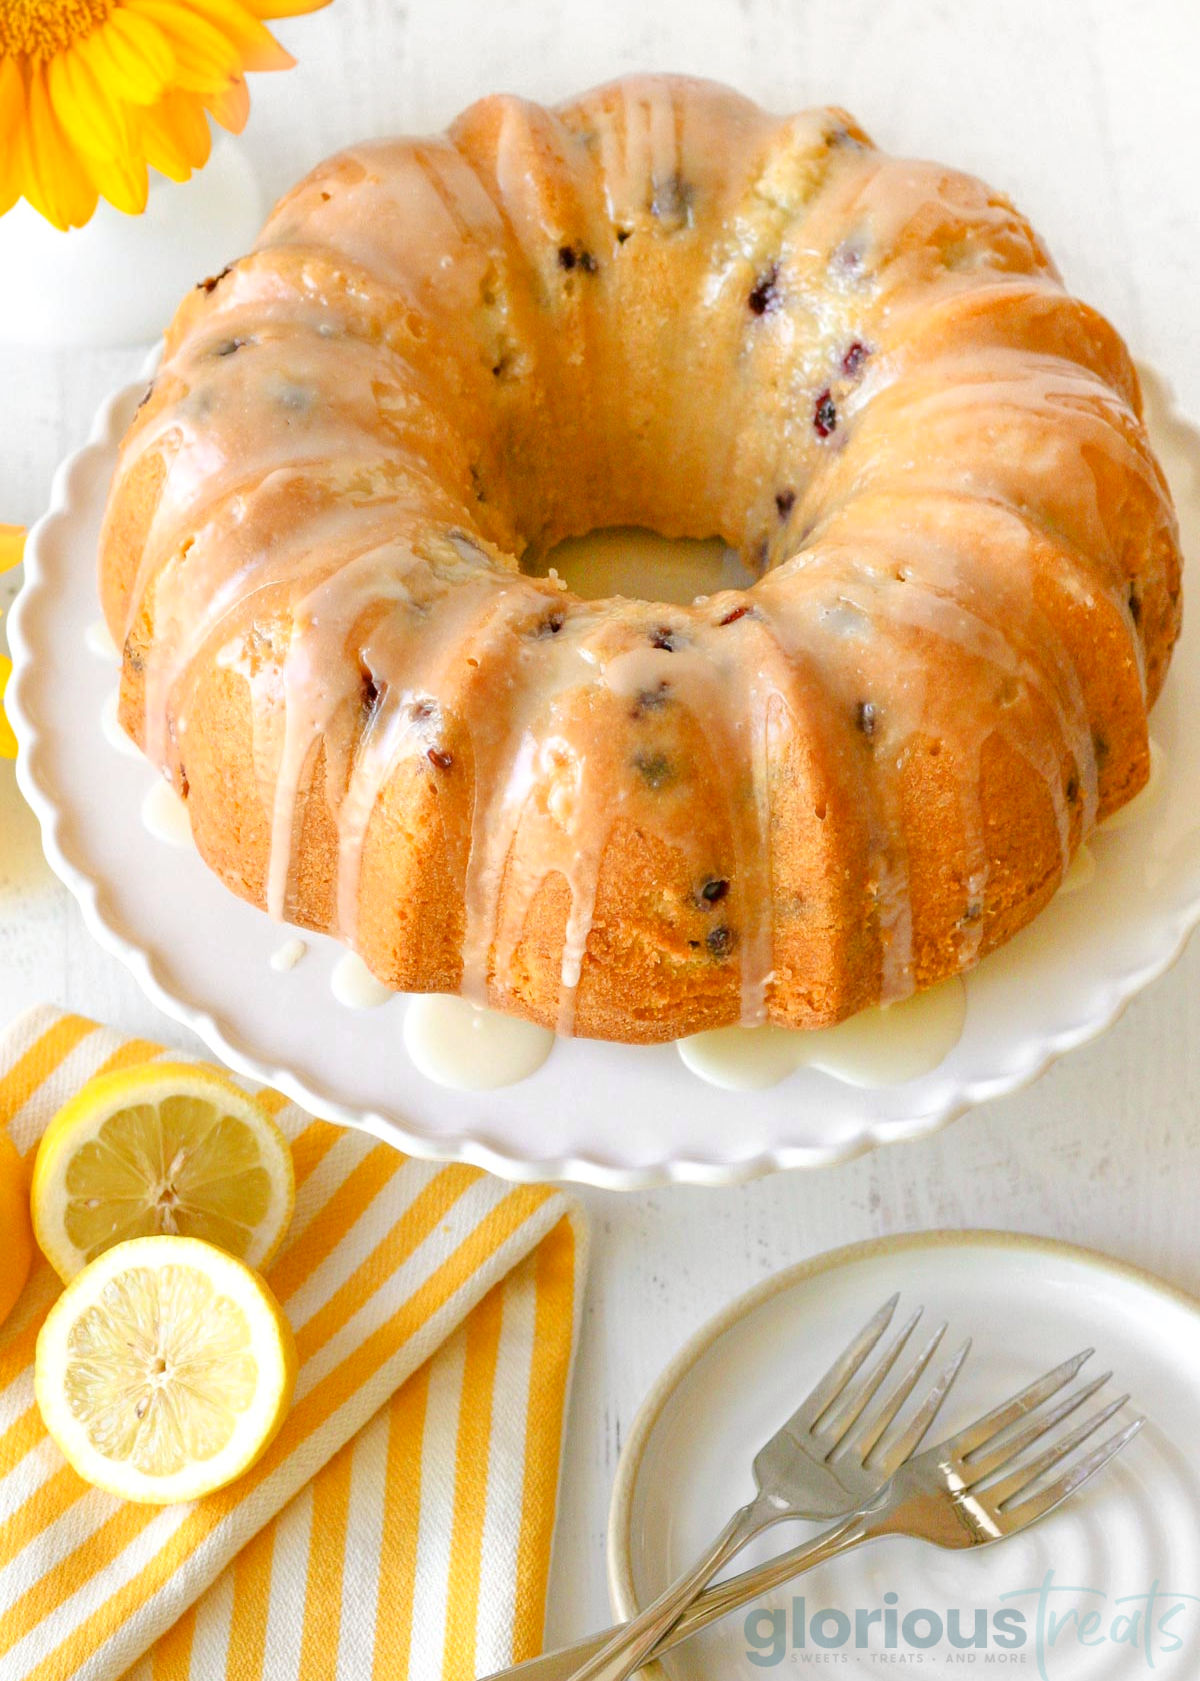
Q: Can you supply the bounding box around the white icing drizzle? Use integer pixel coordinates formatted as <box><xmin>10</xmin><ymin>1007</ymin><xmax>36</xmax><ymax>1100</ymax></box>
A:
<box><xmin>456</xmin><ymin>589</ymin><xmax>606</xmax><ymax>1018</ymax></box>
<box><xmin>679</xmin><ymin>975</ymin><xmax>966</xmax><ymax>1091</ymax></box>
<box><xmin>330</xmin><ymin>951</ymin><xmax>394</xmax><ymax>1009</ymax></box>
<box><xmin>141</xmin><ymin>780</ymin><xmax>193</xmax><ymax>848</ymax></box>
<box><xmin>403</xmin><ymin>993</ymin><xmax>554</xmax><ymax>1090</ymax></box>
<box><xmin>269</xmin><ymin>935</ymin><xmax>308</xmax><ymax>972</ymax></box>
<box><xmin>104</xmin><ymin>76</ymin><xmax>1177</xmax><ymax>1045</ymax></box>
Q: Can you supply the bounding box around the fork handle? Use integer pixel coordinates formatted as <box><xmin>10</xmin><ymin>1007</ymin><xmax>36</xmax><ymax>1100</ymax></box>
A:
<box><xmin>554</xmin><ymin>1494</ymin><xmax>774</xmax><ymax>1681</ymax></box>
<box><xmin>478</xmin><ymin>1509</ymin><xmax>879</xmax><ymax>1681</ymax></box>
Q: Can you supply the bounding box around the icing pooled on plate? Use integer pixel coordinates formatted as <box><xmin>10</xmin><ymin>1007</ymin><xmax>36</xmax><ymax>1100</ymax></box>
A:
<box><xmin>269</xmin><ymin>936</ymin><xmax>308</xmax><ymax>973</ymax></box>
<box><xmin>330</xmin><ymin>952</ymin><xmax>395</xmax><ymax>1010</ymax></box>
<box><xmin>678</xmin><ymin>976</ymin><xmax>966</xmax><ymax>1091</ymax></box>
<box><xmin>404</xmin><ymin>994</ymin><xmax>555</xmax><ymax>1091</ymax></box>
<box><xmin>141</xmin><ymin>781</ymin><xmax>193</xmax><ymax>848</ymax></box>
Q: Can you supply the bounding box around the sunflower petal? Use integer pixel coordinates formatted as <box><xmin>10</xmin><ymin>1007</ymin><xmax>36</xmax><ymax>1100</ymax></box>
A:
<box><xmin>244</xmin><ymin>0</ymin><xmax>331</xmax><ymax>15</ymax></box>
<box><xmin>0</xmin><ymin>54</ymin><xmax>23</xmax><ymax>139</ymax></box>
<box><xmin>0</xmin><ymin>527</ymin><xmax>25</xmax><ymax>574</ymax></box>
<box><xmin>48</xmin><ymin>46</ymin><xmax>129</xmax><ymax>161</ymax></box>
<box><xmin>20</xmin><ymin>64</ymin><xmax>99</xmax><ymax>230</ymax></box>
<box><xmin>0</xmin><ymin>658</ymin><xmax>17</xmax><ymax>760</ymax></box>
<box><xmin>123</xmin><ymin>0</ymin><xmax>244</xmax><ymax>90</ymax></box>
<box><xmin>0</xmin><ymin>60</ymin><xmax>26</xmax><ymax>218</ymax></box>
<box><xmin>183</xmin><ymin>0</ymin><xmax>295</xmax><ymax>72</ymax></box>
<box><xmin>90</xmin><ymin>145</ymin><xmax>150</xmax><ymax>215</ymax></box>
<box><xmin>205</xmin><ymin>74</ymin><xmax>250</xmax><ymax>133</ymax></box>
<box><xmin>139</xmin><ymin>89</ymin><xmax>212</xmax><ymax>181</ymax></box>
<box><xmin>78</xmin><ymin>11</ymin><xmax>177</xmax><ymax>107</ymax></box>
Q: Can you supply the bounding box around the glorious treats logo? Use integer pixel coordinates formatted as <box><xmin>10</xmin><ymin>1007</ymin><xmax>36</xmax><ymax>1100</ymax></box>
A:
<box><xmin>742</xmin><ymin>1571</ymin><xmax>1200</xmax><ymax>1674</ymax></box>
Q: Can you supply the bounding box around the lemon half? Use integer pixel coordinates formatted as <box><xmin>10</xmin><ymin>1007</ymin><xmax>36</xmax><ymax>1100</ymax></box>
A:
<box><xmin>0</xmin><ymin>1131</ymin><xmax>33</xmax><ymax>1331</ymax></box>
<box><xmin>36</xmin><ymin>1234</ymin><xmax>297</xmax><ymax>1503</ymax></box>
<box><xmin>32</xmin><ymin>1062</ymin><xmax>295</xmax><ymax>1283</ymax></box>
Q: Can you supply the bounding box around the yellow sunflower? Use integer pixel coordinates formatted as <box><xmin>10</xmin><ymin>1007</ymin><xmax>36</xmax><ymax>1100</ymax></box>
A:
<box><xmin>0</xmin><ymin>525</ymin><xmax>24</xmax><ymax>758</ymax></box>
<box><xmin>0</xmin><ymin>0</ymin><xmax>329</xmax><ymax>230</ymax></box>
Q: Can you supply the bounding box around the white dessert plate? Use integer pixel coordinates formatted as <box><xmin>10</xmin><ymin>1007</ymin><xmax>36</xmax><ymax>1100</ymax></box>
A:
<box><xmin>609</xmin><ymin>1230</ymin><xmax>1200</xmax><ymax>1680</ymax></box>
<box><xmin>8</xmin><ymin>365</ymin><xmax>1200</xmax><ymax>1189</ymax></box>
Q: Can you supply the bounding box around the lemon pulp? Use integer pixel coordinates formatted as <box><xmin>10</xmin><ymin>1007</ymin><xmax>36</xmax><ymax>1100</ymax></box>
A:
<box><xmin>33</xmin><ymin>1063</ymin><xmax>295</xmax><ymax>1282</ymax></box>
<box><xmin>62</xmin><ymin>1095</ymin><xmax>275</xmax><ymax>1261</ymax></box>
<box><xmin>36</xmin><ymin>1235</ymin><xmax>297</xmax><ymax>1503</ymax></box>
<box><xmin>64</xmin><ymin>1262</ymin><xmax>259</xmax><ymax>1475</ymax></box>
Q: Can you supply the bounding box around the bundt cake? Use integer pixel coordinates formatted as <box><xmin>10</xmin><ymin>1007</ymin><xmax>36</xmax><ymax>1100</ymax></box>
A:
<box><xmin>99</xmin><ymin>75</ymin><xmax>1182</xmax><ymax>1045</ymax></box>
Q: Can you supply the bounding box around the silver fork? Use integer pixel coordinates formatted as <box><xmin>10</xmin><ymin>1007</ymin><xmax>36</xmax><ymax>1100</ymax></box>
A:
<box><xmin>562</xmin><ymin>1349</ymin><xmax>1143</xmax><ymax>1681</ymax></box>
<box><xmin>480</xmin><ymin>1295</ymin><xmax>969</xmax><ymax>1681</ymax></box>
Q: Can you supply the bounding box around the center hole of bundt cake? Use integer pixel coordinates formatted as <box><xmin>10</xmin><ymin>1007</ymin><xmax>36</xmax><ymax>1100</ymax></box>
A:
<box><xmin>528</xmin><ymin>526</ymin><xmax>756</xmax><ymax>606</ymax></box>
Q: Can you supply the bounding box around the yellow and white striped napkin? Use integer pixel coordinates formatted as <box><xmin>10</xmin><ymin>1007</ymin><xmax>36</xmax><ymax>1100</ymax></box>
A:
<box><xmin>0</xmin><ymin>1006</ymin><xmax>587</xmax><ymax>1681</ymax></box>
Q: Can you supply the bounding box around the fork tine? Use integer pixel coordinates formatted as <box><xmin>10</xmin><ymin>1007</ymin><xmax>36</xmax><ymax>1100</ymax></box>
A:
<box><xmin>984</xmin><ymin>1395</ymin><xmax>1131</xmax><ymax>1508</ymax></box>
<box><xmin>1000</xmin><ymin>1417</ymin><xmax>1145</xmax><ymax>1529</ymax></box>
<box><xmin>946</xmin><ymin>1349</ymin><xmax>1094</xmax><ymax>1457</ymax></box>
<box><xmin>964</xmin><ymin>1371</ymin><xmax>1111</xmax><ymax>1481</ymax></box>
<box><xmin>781</xmin><ymin>1295</ymin><xmax>900</xmax><ymax>1434</ymax></box>
<box><xmin>818</xmin><ymin>1309</ymin><xmax>924</xmax><ymax>1446</ymax></box>
<box><xmin>874</xmin><ymin>1338</ymin><xmax>973</xmax><ymax>1475</ymax></box>
<box><xmin>836</xmin><ymin>1321</ymin><xmax>948</xmax><ymax>1465</ymax></box>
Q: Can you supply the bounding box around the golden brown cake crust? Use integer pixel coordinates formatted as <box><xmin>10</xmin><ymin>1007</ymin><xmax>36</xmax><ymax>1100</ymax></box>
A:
<box><xmin>99</xmin><ymin>76</ymin><xmax>1182</xmax><ymax>1043</ymax></box>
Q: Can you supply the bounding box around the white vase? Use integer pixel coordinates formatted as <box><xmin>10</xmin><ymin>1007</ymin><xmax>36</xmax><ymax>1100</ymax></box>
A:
<box><xmin>0</xmin><ymin>139</ymin><xmax>264</xmax><ymax>350</ymax></box>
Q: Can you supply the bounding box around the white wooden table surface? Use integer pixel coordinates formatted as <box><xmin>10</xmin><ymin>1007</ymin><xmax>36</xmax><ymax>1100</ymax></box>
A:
<box><xmin>1</xmin><ymin>0</ymin><xmax>1197</xmax><ymax>1650</ymax></box>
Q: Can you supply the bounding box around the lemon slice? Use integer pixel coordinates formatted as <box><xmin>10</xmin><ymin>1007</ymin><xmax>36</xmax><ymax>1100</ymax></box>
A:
<box><xmin>36</xmin><ymin>1235</ymin><xmax>297</xmax><ymax>1503</ymax></box>
<box><xmin>32</xmin><ymin>1062</ymin><xmax>295</xmax><ymax>1283</ymax></box>
<box><xmin>0</xmin><ymin>1131</ymin><xmax>33</xmax><ymax>1331</ymax></box>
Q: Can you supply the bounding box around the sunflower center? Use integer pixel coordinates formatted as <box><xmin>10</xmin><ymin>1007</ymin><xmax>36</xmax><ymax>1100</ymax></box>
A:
<box><xmin>0</xmin><ymin>0</ymin><xmax>115</xmax><ymax>58</ymax></box>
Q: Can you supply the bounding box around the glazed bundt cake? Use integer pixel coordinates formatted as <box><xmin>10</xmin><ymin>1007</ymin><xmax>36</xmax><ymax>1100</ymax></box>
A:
<box><xmin>99</xmin><ymin>75</ymin><xmax>1182</xmax><ymax>1044</ymax></box>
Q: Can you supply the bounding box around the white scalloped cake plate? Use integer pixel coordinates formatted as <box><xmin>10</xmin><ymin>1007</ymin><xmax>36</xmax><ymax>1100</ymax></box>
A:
<box><xmin>8</xmin><ymin>364</ymin><xmax>1200</xmax><ymax>1188</ymax></box>
<box><xmin>608</xmin><ymin>1231</ymin><xmax>1200</xmax><ymax>1681</ymax></box>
